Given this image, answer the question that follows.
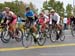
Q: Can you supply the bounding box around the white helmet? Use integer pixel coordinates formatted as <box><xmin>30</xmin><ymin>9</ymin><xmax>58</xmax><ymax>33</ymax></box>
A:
<box><xmin>4</xmin><ymin>7</ymin><xmax>10</xmax><ymax>10</ymax></box>
<box><xmin>50</xmin><ymin>9</ymin><xmax>55</xmax><ymax>12</ymax></box>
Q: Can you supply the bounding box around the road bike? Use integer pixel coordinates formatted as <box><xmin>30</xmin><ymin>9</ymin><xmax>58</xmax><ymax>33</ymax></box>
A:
<box><xmin>22</xmin><ymin>20</ymin><xmax>46</xmax><ymax>48</ymax></box>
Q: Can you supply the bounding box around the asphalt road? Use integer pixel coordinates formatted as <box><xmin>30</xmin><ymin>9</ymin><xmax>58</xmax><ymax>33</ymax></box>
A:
<box><xmin>1</xmin><ymin>30</ymin><xmax>75</xmax><ymax>56</ymax></box>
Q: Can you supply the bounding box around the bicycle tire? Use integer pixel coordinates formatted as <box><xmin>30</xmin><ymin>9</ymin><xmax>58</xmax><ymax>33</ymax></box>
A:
<box><xmin>71</xmin><ymin>27</ymin><xmax>75</xmax><ymax>37</ymax></box>
<box><xmin>15</xmin><ymin>28</ymin><xmax>23</xmax><ymax>42</ymax></box>
<box><xmin>59</xmin><ymin>31</ymin><xmax>65</xmax><ymax>41</ymax></box>
<box><xmin>37</xmin><ymin>32</ymin><xmax>46</xmax><ymax>46</ymax></box>
<box><xmin>1</xmin><ymin>30</ymin><xmax>11</xmax><ymax>43</ymax></box>
<box><xmin>22</xmin><ymin>29</ymin><xmax>32</xmax><ymax>48</ymax></box>
<box><xmin>50</xmin><ymin>29</ymin><xmax>57</xmax><ymax>43</ymax></box>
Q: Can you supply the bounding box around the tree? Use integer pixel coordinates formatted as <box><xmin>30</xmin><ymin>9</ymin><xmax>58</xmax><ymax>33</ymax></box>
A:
<box><xmin>55</xmin><ymin>1</ymin><xmax>64</xmax><ymax>16</ymax></box>
<box><xmin>4</xmin><ymin>2</ymin><xmax>19</xmax><ymax>15</ymax></box>
<box><xmin>73</xmin><ymin>6</ymin><xmax>75</xmax><ymax>16</ymax></box>
<box><xmin>43</xmin><ymin>0</ymin><xmax>64</xmax><ymax>16</ymax></box>
<box><xmin>29</xmin><ymin>2</ymin><xmax>37</xmax><ymax>13</ymax></box>
<box><xmin>66</xmin><ymin>4</ymin><xmax>73</xmax><ymax>17</ymax></box>
<box><xmin>0</xmin><ymin>3</ymin><xmax>5</xmax><ymax>11</ymax></box>
<box><xmin>43</xmin><ymin>1</ymin><xmax>48</xmax><ymax>10</ymax></box>
<box><xmin>0</xmin><ymin>1</ymin><xmax>37</xmax><ymax>17</ymax></box>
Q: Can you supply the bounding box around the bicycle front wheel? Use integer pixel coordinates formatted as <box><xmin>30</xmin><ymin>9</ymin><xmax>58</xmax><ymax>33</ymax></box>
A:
<box><xmin>22</xmin><ymin>29</ymin><xmax>32</xmax><ymax>48</ymax></box>
<box><xmin>71</xmin><ymin>27</ymin><xmax>75</xmax><ymax>37</ymax></box>
<box><xmin>37</xmin><ymin>32</ymin><xmax>46</xmax><ymax>46</ymax></box>
<box><xmin>1</xmin><ymin>30</ymin><xmax>11</xmax><ymax>43</ymax></box>
<box><xmin>60</xmin><ymin>30</ymin><xmax>65</xmax><ymax>41</ymax></box>
<box><xmin>50</xmin><ymin>30</ymin><xmax>57</xmax><ymax>43</ymax></box>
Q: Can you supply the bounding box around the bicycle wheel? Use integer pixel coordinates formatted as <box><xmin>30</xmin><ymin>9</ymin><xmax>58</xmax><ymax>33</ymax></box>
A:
<box><xmin>50</xmin><ymin>29</ymin><xmax>57</xmax><ymax>43</ymax></box>
<box><xmin>22</xmin><ymin>29</ymin><xmax>32</xmax><ymax>48</ymax></box>
<box><xmin>59</xmin><ymin>30</ymin><xmax>65</xmax><ymax>41</ymax></box>
<box><xmin>71</xmin><ymin>26</ymin><xmax>75</xmax><ymax>37</ymax></box>
<box><xmin>37</xmin><ymin>32</ymin><xmax>46</xmax><ymax>46</ymax></box>
<box><xmin>15</xmin><ymin>28</ymin><xmax>23</xmax><ymax>42</ymax></box>
<box><xmin>1</xmin><ymin>30</ymin><xmax>11</xmax><ymax>43</ymax></box>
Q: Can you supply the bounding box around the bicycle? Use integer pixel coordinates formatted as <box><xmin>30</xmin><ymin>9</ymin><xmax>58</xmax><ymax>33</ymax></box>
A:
<box><xmin>22</xmin><ymin>20</ymin><xmax>46</xmax><ymax>48</ymax></box>
<box><xmin>0</xmin><ymin>23</ymin><xmax>23</xmax><ymax>43</ymax></box>
<box><xmin>48</xmin><ymin>23</ymin><xmax>65</xmax><ymax>42</ymax></box>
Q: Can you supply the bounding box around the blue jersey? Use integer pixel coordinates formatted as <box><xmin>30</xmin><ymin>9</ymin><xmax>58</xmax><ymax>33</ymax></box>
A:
<box><xmin>25</xmin><ymin>10</ymin><xmax>34</xmax><ymax>17</ymax></box>
<box><xmin>0</xmin><ymin>12</ymin><xmax>3</xmax><ymax>19</ymax></box>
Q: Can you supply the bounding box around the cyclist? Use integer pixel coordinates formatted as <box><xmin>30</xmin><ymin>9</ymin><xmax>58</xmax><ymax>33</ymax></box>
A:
<box><xmin>38</xmin><ymin>12</ymin><xmax>49</xmax><ymax>32</ymax></box>
<box><xmin>70</xmin><ymin>15</ymin><xmax>75</xmax><ymax>30</ymax></box>
<box><xmin>70</xmin><ymin>15</ymin><xmax>75</xmax><ymax>25</ymax></box>
<box><xmin>24</xmin><ymin>7</ymin><xmax>34</xmax><ymax>27</ymax></box>
<box><xmin>0</xmin><ymin>12</ymin><xmax>3</xmax><ymax>23</ymax></box>
<box><xmin>34</xmin><ymin>12</ymin><xmax>38</xmax><ymax>21</ymax></box>
<box><xmin>33</xmin><ymin>12</ymin><xmax>49</xmax><ymax>36</ymax></box>
<box><xmin>2</xmin><ymin>7</ymin><xmax>17</xmax><ymax>37</ymax></box>
<box><xmin>49</xmin><ymin>9</ymin><xmax>62</xmax><ymax>40</ymax></box>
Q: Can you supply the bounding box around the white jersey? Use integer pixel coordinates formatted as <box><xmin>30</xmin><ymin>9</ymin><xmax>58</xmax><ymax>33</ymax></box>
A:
<box><xmin>63</xmin><ymin>17</ymin><xmax>67</xmax><ymax>24</ymax></box>
<box><xmin>2</xmin><ymin>11</ymin><xmax>15</xmax><ymax>18</ymax></box>
<box><xmin>49</xmin><ymin>13</ymin><xmax>60</xmax><ymax>24</ymax></box>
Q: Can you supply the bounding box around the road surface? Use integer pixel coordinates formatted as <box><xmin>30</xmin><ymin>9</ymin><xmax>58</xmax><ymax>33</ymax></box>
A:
<box><xmin>0</xmin><ymin>30</ymin><xmax>75</xmax><ymax>56</ymax></box>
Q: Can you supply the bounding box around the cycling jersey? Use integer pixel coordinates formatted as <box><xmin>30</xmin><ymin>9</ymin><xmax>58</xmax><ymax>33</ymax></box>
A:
<box><xmin>2</xmin><ymin>11</ymin><xmax>17</xmax><ymax>24</ymax></box>
<box><xmin>0</xmin><ymin>12</ymin><xmax>3</xmax><ymax>19</ymax></box>
<box><xmin>49</xmin><ymin>13</ymin><xmax>60</xmax><ymax>24</ymax></box>
<box><xmin>25</xmin><ymin>10</ymin><xmax>34</xmax><ymax>17</ymax></box>
<box><xmin>34</xmin><ymin>14</ymin><xmax>49</xmax><ymax>25</ymax></box>
<box><xmin>0</xmin><ymin>12</ymin><xmax>3</xmax><ymax>23</ymax></box>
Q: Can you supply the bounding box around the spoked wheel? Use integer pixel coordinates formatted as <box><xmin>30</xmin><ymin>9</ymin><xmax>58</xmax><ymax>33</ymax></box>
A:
<box><xmin>15</xmin><ymin>28</ymin><xmax>23</xmax><ymax>42</ymax></box>
<box><xmin>59</xmin><ymin>30</ymin><xmax>65</xmax><ymax>41</ymax></box>
<box><xmin>71</xmin><ymin>26</ymin><xmax>75</xmax><ymax>37</ymax></box>
<box><xmin>45</xmin><ymin>28</ymin><xmax>50</xmax><ymax>38</ymax></box>
<box><xmin>22</xmin><ymin>29</ymin><xmax>32</xmax><ymax>48</ymax></box>
<box><xmin>37</xmin><ymin>32</ymin><xmax>46</xmax><ymax>46</ymax></box>
<box><xmin>1</xmin><ymin>30</ymin><xmax>11</xmax><ymax>43</ymax></box>
<box><xmin>50</xmin><ymin>30</ymin><xmax>57</xmax><ymax>43</ymax></box>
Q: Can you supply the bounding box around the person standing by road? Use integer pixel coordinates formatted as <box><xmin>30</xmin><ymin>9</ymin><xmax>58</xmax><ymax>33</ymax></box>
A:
<box><xmin>63</xmin><ymin>16</ymin><xmax>67</xmax><ymax>30</ymax></box>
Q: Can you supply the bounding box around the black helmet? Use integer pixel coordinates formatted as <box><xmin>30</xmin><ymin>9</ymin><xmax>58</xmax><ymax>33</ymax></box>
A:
<box><xmin>25</xmin><ymin>7</ymin><xmax>30</xmax><ymax>11</ymax></box>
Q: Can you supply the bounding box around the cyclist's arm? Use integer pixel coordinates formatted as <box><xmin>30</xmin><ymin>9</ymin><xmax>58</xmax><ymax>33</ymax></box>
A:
<box><xmin>44</xmin><ymin>14</ymin><xmax>49</xmax><ymax>23</ymax></box>
<box><xmin>49</xmin><ymin>15</ymin><xmax>52</xmax><ymax>24</ymax></box>
<box><xmin>56</xmin><ymin>14</ymin><xmax>60</xmax><ymax>24</ymax></box>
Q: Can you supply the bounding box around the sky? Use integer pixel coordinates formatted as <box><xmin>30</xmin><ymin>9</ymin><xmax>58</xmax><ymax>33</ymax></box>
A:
<box><xmin>0</xmin><ymin>0</ymin><xmax>74</xmax><ymax>10</ymax></box>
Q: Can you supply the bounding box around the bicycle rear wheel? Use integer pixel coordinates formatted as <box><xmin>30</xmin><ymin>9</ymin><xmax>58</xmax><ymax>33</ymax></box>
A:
<box><xmin>15</xmin><ymin>28</ymin><xmax>23</xmax><ymax>42</ymax></box>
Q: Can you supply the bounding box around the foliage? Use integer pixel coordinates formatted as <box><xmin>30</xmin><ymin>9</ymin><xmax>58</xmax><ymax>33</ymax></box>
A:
<box><xmin>0</xmin><ymin>1</ymin><xmax>37</xmax><ymax>17</ymax></box>
<box><xmin>43</xmin><ymin>0</ymin><xmax>73</xmax><ymax>17</ymax></box>
<box><xmin>66</xmin><ymin>4</ymin><xmax>73</xmax><ymax>17</ymax></box>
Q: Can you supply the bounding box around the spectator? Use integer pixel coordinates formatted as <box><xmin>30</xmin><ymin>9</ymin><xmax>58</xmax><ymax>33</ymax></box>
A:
<box><xmin>67</xmin><ymin>18</ymin><xmax>70</xmax><ymax>29</ymax></box>
<box><xmin>63</xmin><ymin>16</ymin><xmax>67</xmax><ymax>30</ymax></box>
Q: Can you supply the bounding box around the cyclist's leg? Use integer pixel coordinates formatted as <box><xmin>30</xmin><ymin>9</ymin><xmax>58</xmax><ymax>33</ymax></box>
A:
<box><xmin>8</xmin><ymin>24</ymin><xmax>13</xmax><ymax>36</ymax></box>
<box><xmin>52</xmin><ymin>20</ymin><xmax>60</xmax><ymax>40</ymax></box>
<box><xmin>41</xmin><ymin>23</ymin><xmax>46</xmax><ymax>32</ymax></box>
<box><xmin>8</xmin><ymin>19</ymin><xmax>17</xmax><ymax>37</ymax></box>
<box><xmin>56</xmin><ymin>24</ymin><xmax>62</xmax><ymax>40</ymax></box>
